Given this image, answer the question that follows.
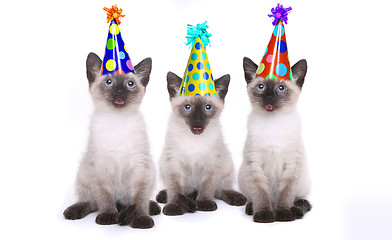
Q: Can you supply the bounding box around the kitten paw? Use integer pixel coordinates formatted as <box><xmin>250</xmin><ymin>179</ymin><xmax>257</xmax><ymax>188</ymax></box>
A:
<box><xmin>221</xmin><ymin>190</ymin><xmax>247</xmax><ymax>206</ymax></box>
<box><xmin>196</xmin><ymin>200</ymin><xmax>217</xmax><ymax>211</ymax></box>
<box><xmin>163</xmin><ymin>203</ymin><xmax>186</xmax><ymax>216</ymax></box>
<box><xmin>117</xmin><ymin>205</ymin><xmax>136</xmax><ymax>226</ymax></box>
<box><xmin>178</xmin><ymin>194</ymin><xmax>196</xmax><ymax>213</ymax></box>
<box><xmin>149</xmin><ymin>201</ymin><xmax>161</xmax><ymax>216</ymax></box>
<box><xmin>253</xmin><ymin>210</ymin><xmax>275</xmax><ymax>223</ymax></box>
<box><xmin>290</xmin><ymin>206</ymin><xmax>305</xmax><ymax>219</ymax></box>
<box><xmin>156</xmin><ymin>189</ymin><xmax>167</xmax><ymax>204</ymax></box>
<box><xmin>245</xmin><ymin>202</ymin><xmax>254</xmax><ymax>215</ymax></box>
<box><xmin>275</xmin><ymin>208</ymin><xmax>295</xmax><ymax>222</ymax></box>
<box><xmin>294</xmin><ymin>199</ymin><xmax>312</xmax><ymax>212</ymax></box>
<box><xmin>130</xmin><ymin>215</ymin><xmax>154</xmax><ymax>229</ymax></box>
<box><xmin>63</xmin><ymin>202</ymin><xmax>93</xmax><ymax>220</ymax></box>
<box><xmin>95</xmin><ymin>212</ymin><xmax>118</xmax><ymax>225</ymax></box>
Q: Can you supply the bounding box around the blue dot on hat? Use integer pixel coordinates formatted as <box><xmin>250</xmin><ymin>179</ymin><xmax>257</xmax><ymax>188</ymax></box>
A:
<box><xmin>195</xmin><ymin>42</ymin><xmax>202</xmax><ymax>50</ymax></box>
<box><xmin>188</xmin><ymin>84</ymin><xmax>195</xmax><ymax>92</ymax></box>
<box><xmin>191</xmin><ymin>53</ymin><xmax>198</xmax><ymax>61</ymax></box>
<box><xmin>276</xmin><ymin>63</ymin><xmax>288</xmax><ymax>76</ymax></box>
<box><xmin>273</xmin><ymin>24</ymin><xmax>285</xmax><ymax>37</ymax></box>
<box><xmin>206</xmin><ymin>63</ymin><xmax>210</xmax><ymax>70</ymax></box>
<box><xmin>197</xmin><ymin>62</ymin><xmax>203</xmax><ymax>70</ymax></box>
<box><xmin>199</xmin><ymin>82</ymin><xmax>206</xmax><ymax>91</ymax></box>
<box><xmin>185</xmin><ymin>75</ymin><xmax>190</xmax><ymax>83</ymax></box>
<box><xmin>211</xmin><ymin>74</ymin><xmax>214</xmax><ymax>81</ymax></box>
<box><xmin>181</xmin><ymin>86</ymin><xmax>185</xmax><ymax>94</ymax></box>
<box><xmin>201</xmin><ymin>52</ymin><xmax>207</xmax><ymax>60</ymax></box>
<box><xmin>119</xmin><ymin>51</ymin><xmax>125</xmax><ymax>60</ymax></box>
<box><xmin>278</xmin><ymin>40</ymin><xmax>287</xmax><ymax>53</ymax></box>
<box><xmin>192</xmin><ymin>72</ymin><xmax>200</xmax><ymax>80</ymax></box>
<box><xmin>205</xmin><ymin>93</ymin><xmax>211</xmax><ymax>96</ymax></box>
<box><xmin>188</xmin><ymin>64</ymin><xmax>193</xmax><ymax>72</ymax></box>
<box><xmin>208</xmin><ymin>82</ymin><xmax>214</xmax><ymax>90</ymax></box>
<box><xmin>195</xmin><ymin>93</ymin><xmax>201</xmax><ymax>96</ymax></box>
<box><xmin>203</xmin><ymin>72</ymin><xmax>209</xmax><ymax>80</ymax></box>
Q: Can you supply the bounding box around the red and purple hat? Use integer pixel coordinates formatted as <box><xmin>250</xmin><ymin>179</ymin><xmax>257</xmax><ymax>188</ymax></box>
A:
<box><xmin>255</xmin><ymin>4</ymin><xmax>293</xmax><ymax>81</ymax></box>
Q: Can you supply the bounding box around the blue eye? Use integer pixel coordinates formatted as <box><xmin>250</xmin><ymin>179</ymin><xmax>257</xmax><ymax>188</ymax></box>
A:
<box><xmin>126</xmin><ymin>81</ymin><xmax>135</xmax><ymax>89</ymax></box>
<box><xmin>277</xmin><ymin>85</ymin><xmax>286</xmax><ymax>92</ymax></box>
<box><xmin>184</xmin><ymin>104</ymin><xmax>192</xmax><ymax>111</ymax></box>
<box><xmin>257</xmin><ymin>84</ymin><xmax>265</xmax><ymax>92</ymax></box>
<box><xmin>205</xmin><ymin>105</ymin><xmax>213</xmax><ymax>111</ymax></box>
<box><xmin>104</xmin><ymin>79</ymin><xmax>113</xmax><ymax>87</ymax></box>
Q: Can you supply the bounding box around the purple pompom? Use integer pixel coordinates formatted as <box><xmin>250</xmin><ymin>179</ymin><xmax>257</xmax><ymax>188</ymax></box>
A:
<box><xmin>268</xmin><ymin>3</ymin><xmax>292</xmax><ymax>26</ymax></box>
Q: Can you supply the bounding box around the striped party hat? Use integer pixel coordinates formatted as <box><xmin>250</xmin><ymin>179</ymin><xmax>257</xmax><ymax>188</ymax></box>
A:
<box><xmin>179</xmin><ymin>22</ymin><xmax>217</xmax><ymax>96</ymax></box>
<box><xmin>100</xmin><ymin>5</ymin><xmax>135</xmax><ymax>76</ymax></box>
<box><xmin>255</xmin><ymin>4</ymin><xmax>292</xmax><ymax>81</ymax></box>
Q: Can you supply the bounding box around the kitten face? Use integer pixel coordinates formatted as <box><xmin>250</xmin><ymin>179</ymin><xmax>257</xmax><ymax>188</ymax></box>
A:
<box><xmin>243</xmin><ymin>57</ymin><xmax>307</xmax><ymax>113</ymax></box>
<box><xmin>171</xmin><ymin>96</ymin><xmax>223</xmax><ymax>134</ymax></box>
<box><xmin>86</xmin><ymin>52</ymin><xmax>152</xmax><ymax>111</ymax></box>
<box><xmin>166</xmin><ymin>71</ymin><xmax>230</xmax><ymax>135</ymax></box>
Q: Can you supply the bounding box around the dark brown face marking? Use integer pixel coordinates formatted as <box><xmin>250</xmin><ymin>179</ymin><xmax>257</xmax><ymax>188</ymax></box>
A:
<box><xmin>99</xmin><ymin>74</ymin><xmax>141</xmax><ymax>108</ymax></box>
<box><xmin>177</xmin><ymin>97</ymin><xmax>218</xmax><ymax>135</ymax></box>
<box><xmin>251</xmin><ymin>80</ymin><xmax>291</xmax><ymax>112</ymax></box>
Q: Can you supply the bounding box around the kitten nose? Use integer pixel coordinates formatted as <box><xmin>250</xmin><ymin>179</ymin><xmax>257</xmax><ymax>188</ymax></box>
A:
<box><xmin>116</xmin><ymin>88</ymin><xmax>125</xmax><ymax>95</ymax></box>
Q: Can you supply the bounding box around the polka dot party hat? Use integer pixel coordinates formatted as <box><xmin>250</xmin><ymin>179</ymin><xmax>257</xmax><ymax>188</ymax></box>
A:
<box><xmin>100</xmin><ymin>5</ymin><xmax>135</xmax><ymax>76</ymax></box>
<box><xmin>179</xmin><ymin>22</ymin><xmax>217</xmax><ymax>96</ymax></box>
<box><xmin>255</xmin><ymin>4</ymin><xmax>292</xmax><ymax>81</ymax></box>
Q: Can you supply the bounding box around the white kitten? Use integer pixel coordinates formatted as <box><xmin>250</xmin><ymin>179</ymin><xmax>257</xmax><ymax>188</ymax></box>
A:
<box><xmin>156</xmin><ymin>72</ymin><xmax>247</xmax><ymax>215</ymax></box>
<box><xmin>238</xmin><ymin>57</ymin><xmax>311</xmax><ymax>223</ymax></box>
<box><xmin>63</xmin><ymin>53</ymin><xmax>160</xmax><ymax>229</ymax></box>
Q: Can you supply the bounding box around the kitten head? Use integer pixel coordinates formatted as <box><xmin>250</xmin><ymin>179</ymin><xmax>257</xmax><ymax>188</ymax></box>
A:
<box><xmin>166</xmin><ymin>71</ymin><xmax>230</xmax><ymax>135</ymax></box>
<box><xmin>243</xmin><ymin>57</ymin><xmax>307</xmax><ymax>113</ymax></box>
<box><xmin>86</xmin><ymin>52</ymin><xmax>152</xmax><ymax>111</ymax></box>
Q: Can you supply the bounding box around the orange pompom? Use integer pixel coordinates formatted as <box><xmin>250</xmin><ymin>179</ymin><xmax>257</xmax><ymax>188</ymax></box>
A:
<box><xmin>103</xmin><ymin>4</ymin><xmax>125</xmax><ymax>25</ymax></box>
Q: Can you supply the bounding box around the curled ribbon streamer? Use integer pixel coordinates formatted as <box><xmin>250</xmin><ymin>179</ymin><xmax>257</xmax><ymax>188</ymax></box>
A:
<box><xmin>268</xmin><ymin>3</ymin><xmax>292</xmax><ymax>26</ymax></box>
<box><xmin>185</xmin><ymin>21</ymin><xmax>212</xmax><ymax>48</ymax></box>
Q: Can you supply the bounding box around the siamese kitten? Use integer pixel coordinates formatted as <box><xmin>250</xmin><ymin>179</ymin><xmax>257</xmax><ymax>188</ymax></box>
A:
<box><xmin>63</xmin><ymin>53</ymin><xmax>160</xmax><ymax>229</ymax></box>
<box><xmin>156</xmin><ymin>72</ymin><xmax>247</xmax><ymax>216</ymax></box>
<box><xmin>238</xmin><ymin>57</ymin><xmax>311</xmax><ymax>223</ymax></box>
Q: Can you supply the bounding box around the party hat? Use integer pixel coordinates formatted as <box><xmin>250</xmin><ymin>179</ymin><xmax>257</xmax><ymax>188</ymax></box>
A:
<box><xmin>100</xmin><ymin>5</ymin><xmax>135</xmax><ymax>76</ymax></box>
<box><xmin>255</xmin><ymin>4</ymin><xmax>292</xmax><ymax>81</ymax></box>
<box><xmin>179</xmin><ymin>22</ymin><xmax>217</xmax><ymax>96</ymax></box>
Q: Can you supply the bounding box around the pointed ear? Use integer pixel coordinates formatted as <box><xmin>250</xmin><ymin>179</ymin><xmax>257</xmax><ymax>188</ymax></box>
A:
<box><xmin>167</xmin><ymin>71</ymin><xmax>182</xmax><ymax>98</ymax></box>
<box><xmin>214</xmin><ymin>74</ymin><xmax>230</xmax><ymax>100</ymax></box>
<box><xmin>86</xmin><ymin>52</ymin><xmax>102</xmax><ymax>86</ymax></box>
<box><xmin>291</xmin><ymin>59</ymin><xmax>307</xmax><ymax>88</ymax></box>
<box><xmin>243</xmin><ymin>57</ymin><xmax>258</xmax><ymax>84</ymax></box>
<box><xmin>134</xmin><ymin>57</ymin><xmax>152</xmax><ymax>87</ymax></box>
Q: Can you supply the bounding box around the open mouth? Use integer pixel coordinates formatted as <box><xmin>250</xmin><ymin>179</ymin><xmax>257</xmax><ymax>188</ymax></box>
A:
<box><xmin>114</xmin><ymin>98</ymin><xmax>125</xmax><ymax>105</ymax></box>
<box><xmin>191</xmin><ymin>126</ymin><xmax>204</xmax><ymax>135</ymax></box>
<box><xmin>264</xmin><ymin>104</ymin><xmax>275</xmax><ymax>111</ymax></box>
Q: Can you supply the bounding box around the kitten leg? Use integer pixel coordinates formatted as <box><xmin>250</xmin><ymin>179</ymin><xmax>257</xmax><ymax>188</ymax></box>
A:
<box><xmin>248</xmin><ymin>168</ymin><xmax>275</xmax><ymax>223</ymax></box>
<box><xmin>63</xmin><ymin>202</ymin><xmax>96</xmax><ymax>220</ymax></box>
<box><xmin>94</xmin><ymin>174</ymin><xmax>118</xmax><ymax>225</ymax></box>
<box><xmin>196</xmin><ymin>167</ymin><xmax>218</xmax><ymax>211</ymax></box>
<box><xmin>274</xmin><ymin>161</ymin><xmax>300</xmax><ymax>222</ymax></box>
<box><xmin>117</xmin><ymin>164</ymin><xmax>155</xmax><ymax>229</ymax></box>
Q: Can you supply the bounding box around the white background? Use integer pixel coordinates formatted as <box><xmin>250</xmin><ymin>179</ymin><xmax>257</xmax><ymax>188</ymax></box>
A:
<box><xmin>1</xmin><ymin>0</ymin><xmax>391</xmax><ymax>239</ymax></box>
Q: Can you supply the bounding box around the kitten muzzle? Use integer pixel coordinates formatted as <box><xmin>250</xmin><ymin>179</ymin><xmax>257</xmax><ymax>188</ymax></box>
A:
<box><xmin>191</xmin><ymin>126</ymin><xmax>204</xmax><ymax>135</ymax></box>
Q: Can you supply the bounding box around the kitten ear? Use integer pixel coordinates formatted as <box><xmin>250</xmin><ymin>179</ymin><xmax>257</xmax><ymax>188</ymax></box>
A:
<box><xmin>134</xmin><ymin>57</ymin><xmax>152</xmax><ymax>87</ymax></box>
<box><xmin>243</xmin><ymin>57</ymin><xmax>258</xmax><ymax>84</ymax></box>
<box><xmin>291</xmin><ymin>59</ymin><xmax>307</xmax><ymax>88</ymax></box>
<box><xmin>167</xmin><ymin>71</ymin><xmax>182</xmax><ymax>98</ymax></box>
<box><xmin>214</xmin><ymin>74</ymin><xmax>230</xmax><ymax>100</ymax></box>
<box><xmin>86</xmin><ymin>52</ymin><xmax>102</xmax><ymax>86</ymax></box>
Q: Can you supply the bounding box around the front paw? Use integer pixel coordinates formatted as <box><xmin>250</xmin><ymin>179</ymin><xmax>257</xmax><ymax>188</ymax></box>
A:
<box><xmin>253</xmin><ymin>210</ymin><xmax>275</xmax><ymax>223</ymax></box>
<box><xmin>130</xmin><ymin>215</ymin><xmax>154</xmax><ymax>229</ymax></box>
<box><xmin>95</xmin><ymin>212</ymin><xmax>118</xmax><ymax>225</ymax></box>
<box><xmin>221</xmin><ymin>190</ymin><xmax>247</xmax><ymax>206</ymax></box>
<box><xmin>275</xmin><ymin>208</ymin><xmax>295</xmax><ymax>222</ymax></box>
<box><xmin>117</xmin><ymin>205</ymin><xmax>136</xmax><ymax>226</ymax></box>
<box><xmin>196</xmin><ymin>200</ymin><xmax>217</xmax><ymax>211</ymax></box>
<box><xmin>163</xmin><ymin>203</ymin><xmax>186</xmax><ymax>216</ymax></box>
